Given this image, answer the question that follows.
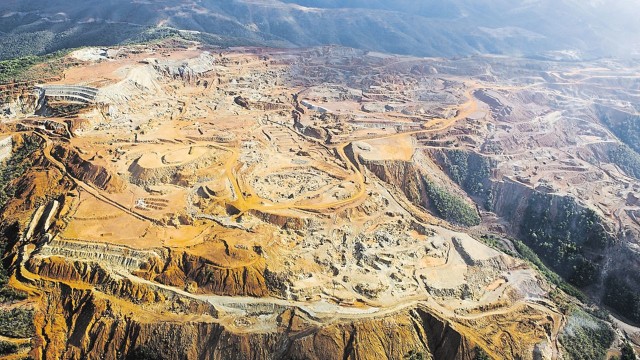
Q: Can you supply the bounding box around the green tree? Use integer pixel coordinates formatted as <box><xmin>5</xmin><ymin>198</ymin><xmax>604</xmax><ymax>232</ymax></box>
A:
<box><xmin>404</xmin><ymin>350</ymin><xmax>425</xmax><ymax>360</ymax></box>
<box><xmin>423</xmin><ymin>179</ymin><xmax>481</xmax><ymax>227</ymax></box>
<box><xmin>475</xmin><ymin>348</ymin><xmax>491</xmax><ymax>360</ymax></box>
<box><xmin>621</xmin><ymin>342</ymin><xmax>637</xmax><ymax>360</ymax></box>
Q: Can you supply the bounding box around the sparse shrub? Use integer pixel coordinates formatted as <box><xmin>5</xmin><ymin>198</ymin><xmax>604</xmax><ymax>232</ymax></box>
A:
<box><xmin>126</xmin><ymin>346</ymin><xmax>164</xmax><ymax>360</ymax></box>
<box><xmin>604</xmin><ymin>275</ymin><xmax>640</xmax><ymax>324</ymax></box>
<box><xmin>559</xmin><ymin>309</ymin><xmax>614</xmax><ymax>360</ymax></box>
<box><xmin>404</xmin><ymin>350</ymin><xmax>425</xmax><ymax>360</ymax></box>
<box><xmin>423</xmin><ymin>179</ymin><xmax>481</xmax><ymax>227</ymax></box>
<box><xmin>512</xmin><ymin>239</ymin><xmax>586</xmax><ymax>302</ymax></box>
<box><xmin>519</xmin><ymin>192</ymin><xmax>612</xmax><ymax>288</ymax></box>
<box><xmin>620</xmin><ymin>342</ymin><xmax>637</xmax><ymax>360</ymax></box>
<box><xmin>474</xmin><ymin>348</ymin><xmax>491</xmax><ymax>360</ymax></box>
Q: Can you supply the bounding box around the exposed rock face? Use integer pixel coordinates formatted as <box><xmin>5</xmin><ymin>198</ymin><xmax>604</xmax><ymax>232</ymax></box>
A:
<box><xmin>36</xmin><ymin>239</ymin><xmax>160</xmax><ymax>271</ymax></box>
<box><xmin>0</xmin><ymin>90</ymin><xmax>40</xmax><ymax>118</ymax></box>
<box><xmin>0</xmin><ymin>135</ymin><xmax>12</xmax><ymax>161</ymax></box>
<box><xmin>359</xmin><ymin>158</ymin><xmax>427</xmax><ymax>208</ymax></box>
<box><xmin>429</xmin><ymin>148</ymin><xmax>638</xmax><ymax>314</ymax></box>
<box><xmin>23</xmin><ymin>238</ymin><xmax>269</xmax><ymax>298</ymax></box>
<box><xmin>359</xmin><ymin>151</ymin><xmax>477</xmax><ymax>223</ymax></box>
<box><xmin>33</xmin><ymin>282</ymin><xmax>480</xmax><ymax>360</ymax></box>
<box><xmin>139</xmin><ymin>250</ymin><xmax>269</xmax><ymax>297</ymax></box>
<box><xmin>52</xmin><ymin>144</ymin><xmax>124</xmax><ymax>192</ymax></box>
<box><xmin>26</xmin><ymin>256</ymin><xmax>168</xmax><ymax>304</ymax></box>
<box><xmin>249</xmin><ymin>209</ymin><xmax>310</xmax><ymax>231</ymax></box>
<box><xmin>234</xmin><ymin>96</ymin><xmax>250</xmax><ymax>110</ymax></box>
<box><xmin>489</xmin><ymin>177</ymin><xmax>536</xmax><ymax>226</ymax></box>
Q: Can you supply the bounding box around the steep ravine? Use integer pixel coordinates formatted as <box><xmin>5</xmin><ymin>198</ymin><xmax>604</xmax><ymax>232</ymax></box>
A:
<box><xmin>427</xmin><ymin>149</ymin><xmax>640</xmax><ymax>322</ymax></box>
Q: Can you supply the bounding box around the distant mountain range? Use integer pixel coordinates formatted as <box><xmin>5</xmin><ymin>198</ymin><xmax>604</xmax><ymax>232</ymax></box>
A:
<box><xmin>1</xmin><ymin>0</ymin><xmax>639</xmax><ymax>60</ymax></box>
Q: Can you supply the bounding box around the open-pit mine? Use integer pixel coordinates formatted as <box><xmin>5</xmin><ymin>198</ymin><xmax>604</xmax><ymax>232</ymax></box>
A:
<box><xmin>0</xmin><ymin>41</ymin><xmax>639</xmax><ymax>359</ymax></box>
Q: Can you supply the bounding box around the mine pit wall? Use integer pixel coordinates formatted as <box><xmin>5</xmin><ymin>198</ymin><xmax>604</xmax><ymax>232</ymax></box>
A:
<box><xmin>26</xmin><ymin>239</ymin><xmax>270</xmax><ymax>298</ymax></box>
<box><xmin>356</xmin><ymin>153</ymin><xmax>431</xmax><ymax>213</ymax></box>
<box><xmin>128</xmin><ymin>151</ymin><xmax>219</xmax><ymax>187</ymax></box>
<box><xmin>0</xmin><ymin>89</ymin><xmax>39</xmax><ymax>117</ymax></box>
<box><xmin>138</xmin><ymin>249</ymin><xmax>269</xmax><ymax>297</ymax></box>
<box><xmin>35</xmin><ymin>238</ymin><xmax>160</xmax><ymax>271</ymax></box>
<box><xmin>34</xmin><ymin>281</ymin><xmax>482</xmax><ymax>360</ymax></box>
<box><xmin>35</xmin><ymin>85</ymin><xmax>98</xmax><ymax>105</ymax></box>
<box><xmin>359</xmin><ymin>146</ymin><xmax>635</xmax><ymax>311</ymax></box>
<box><xmin>488</xmin><ymin>177</ymin><xmax>535</xmax><ymax>226</ymax></box>
<box><xmin>52</xmin><ymin>144</ymin><xmax>125</xmax><ymax>192</ymax></box>
<box><xmin>0</xmin><ymin>136</ymin><xmax>12</xmax><ymax>162</ymax></box>
<box><xmin>249</xmin><ymin>209</ymin><xmax>311</xmax><ymax>231</ymax></box>
<box><xmin>427</xmin><ymin>149</ymin><xmax>640</xmax><ymax>318</ymax></box>
<box><xmin>487</xmin><ymin>177</ymin><xmax>617</xmax><ymax>284</ymax></box>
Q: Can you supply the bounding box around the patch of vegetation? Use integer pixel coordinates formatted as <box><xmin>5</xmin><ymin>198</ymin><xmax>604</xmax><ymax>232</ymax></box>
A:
<box><xmin>559</xmin><ymin>309</ymin><xmax>614</xmax><ymax>360</ymax></box>
<box><xmin>127</xmin><ymin>346</ymin><xmax>165</xmax><ymax>360</ymax></box>
<box><xmin>0</xmin><ymin>136</ymin><xmax>41</xmax><ymax>207</ymax></box>
<box><xmin>0</xmin><ymin>340</ymin><xmax>19</xmax><ymax>355</ymax></box>
<box><xmin>0</xmin><ymin>286</ymin><xmax>28</xmax><ymax>303</ymax></box>
<box><xmin>474</xmin><ymin>348</ymin><xmax>491</xmax><ymax>360</ymax></box>
<box><xmin>0</xmin><ymin>50</ymin><xmax>69</xmax><ymax>84</ymax></box>
<box><xmin>423</xmin><ymin>179</ymin><xmax>481</xmax><ymax>227</ymax></box>
<box><xmin>519</xmin><ymin>192</ymin><xmax>612</xmax><ymax>288</ymax></box>
<box><xmin>0</xmin><ymin>21</ymin><xmax>277</xmax><ymax>85</ymax></box>
<box><xmin>0</xmin><ymin>21</ymin><xmax>165</xmax><ymax>60</ymax></box>
<box><xmin>404</xmin><ymin>350</ymin><xmax>425</xmax><ymax>360</ymax></box>
<box><xmin>434</xmin><ymin>150</ymin><xmax>495</xmax><ymax>209</ymax></box>
<box><xmin>611</xmin><ymin>342</ymin><xmax>638</xmax><ymax>360</ymax></box>
<box><xmin>512</xmin><ymin>239</ymin><xmax>586</xmax><ymax>302</ymax></box>
<box><xmin>0</xmin><ymin>308</ymin><xmax>35</xmax><ymax>338</ymax></box>
<box><xmin>0</xmin><ymin>138</ymin><xmax>41</xmax><ymax>303</ymax></box>
<box><xmin>598</xmin><ymin>108</ymin><xmax>640</xmax><ymax>154</ymax></box>
<box><xmin>123</xmin><ymin>27</ymin><xmax>183</xmax><ymax>46</ymax></box>
<box><xmin>603</xmin><ymin>275</ymin><xmax>640</xmax><ymax>324</ymax></box>
<box><xmin>607</xmin><ymin>144</ymin><xmax>640</xmax><ymax>180</ymax></box>
<box><xmin>0</xmin><ymin>222</ymin><xmax>27</xmax><ymax>303</ymax></box>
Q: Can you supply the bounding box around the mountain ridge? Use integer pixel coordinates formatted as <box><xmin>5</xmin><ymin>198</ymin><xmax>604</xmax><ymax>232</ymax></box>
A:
<box><xmin>1</xmin><ymin>0</ymin><xmax>639</xmax><ymax>60</ymax></box>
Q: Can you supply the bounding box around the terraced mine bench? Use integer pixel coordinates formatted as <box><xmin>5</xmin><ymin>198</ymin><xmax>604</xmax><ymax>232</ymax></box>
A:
<box><xmin>35</xmin><ymin>84</ymin><xmax>98</xmax><ymax>105</ymax></box>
